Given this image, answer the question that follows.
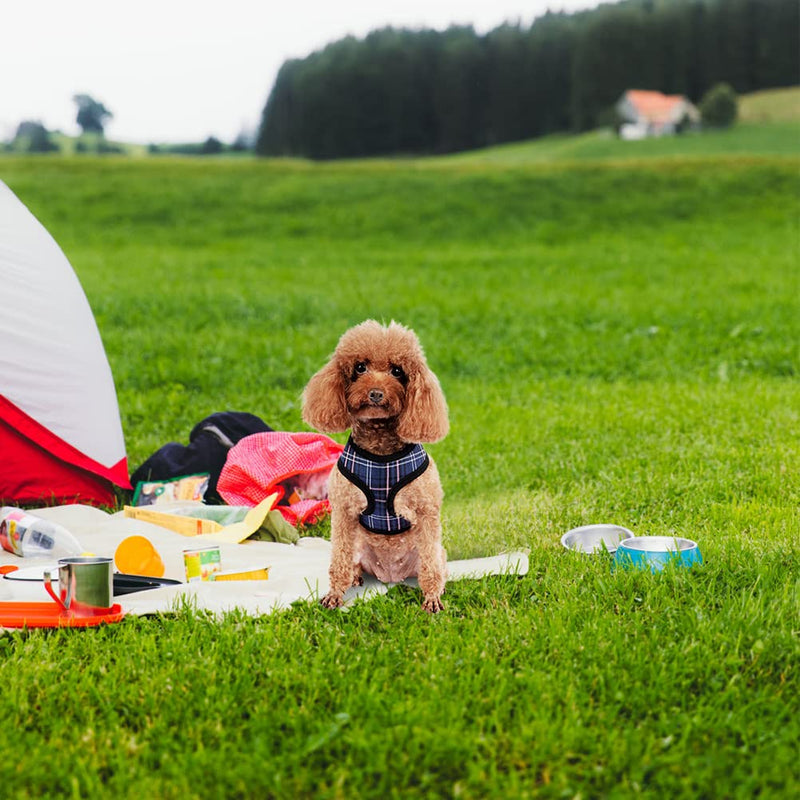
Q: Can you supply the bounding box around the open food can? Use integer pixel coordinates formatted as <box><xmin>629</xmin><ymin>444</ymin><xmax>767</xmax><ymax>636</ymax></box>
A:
<box><xmin>183</xmin><ymin>545</ymin><xmax>222</xmax><ymax>582</ymax></box>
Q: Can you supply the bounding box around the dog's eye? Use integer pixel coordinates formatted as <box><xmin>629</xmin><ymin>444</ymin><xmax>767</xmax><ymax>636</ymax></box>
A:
<box><xmin>390</xmin><ymin>365</ymin><xmax>406</xmax><ymax>381</ymax></box>
<box><xmin>353</xmin><ymin>361</ymin><xmax>368</xmax><ymax>376</ymax></box>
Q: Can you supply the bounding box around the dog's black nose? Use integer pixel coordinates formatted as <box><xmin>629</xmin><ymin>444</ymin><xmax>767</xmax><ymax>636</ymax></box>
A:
<box><xmin>368</xmin><ymin>389</ymin><xmax>384</xmax><ymax>404</ymax></box>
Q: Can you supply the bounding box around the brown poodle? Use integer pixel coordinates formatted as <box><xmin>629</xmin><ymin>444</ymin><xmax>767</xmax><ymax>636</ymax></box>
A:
<box><xmin>302</xmin><ymin>320</ymin><xmax>449</xmax><ymax>612</ymax></box>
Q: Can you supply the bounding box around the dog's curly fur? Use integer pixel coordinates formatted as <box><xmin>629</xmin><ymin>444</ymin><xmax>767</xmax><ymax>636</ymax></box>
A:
<box><xmin>302</xmin><ymin>320</ymin><xmax>449</xmax><ymax>612</ymax></box>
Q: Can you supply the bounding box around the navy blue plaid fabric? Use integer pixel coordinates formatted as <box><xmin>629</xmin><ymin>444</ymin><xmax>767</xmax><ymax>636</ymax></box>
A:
<box><xmin>337</xmin><ymin>438</ymin><xmax>430</xmax><ymax>534</ymax></box>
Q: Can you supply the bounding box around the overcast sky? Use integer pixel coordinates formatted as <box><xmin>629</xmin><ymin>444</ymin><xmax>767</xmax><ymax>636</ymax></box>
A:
<box><xmin>2</xmin><ymin>0</ymin><xmax>601</xmax><ymax>144</ymax></box>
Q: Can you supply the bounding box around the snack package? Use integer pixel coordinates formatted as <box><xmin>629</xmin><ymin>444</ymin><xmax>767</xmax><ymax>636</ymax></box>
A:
<box><xmin>131</xmin><ymin>474</ymin><xmax>210</xmax><ymax>506</ymax></box>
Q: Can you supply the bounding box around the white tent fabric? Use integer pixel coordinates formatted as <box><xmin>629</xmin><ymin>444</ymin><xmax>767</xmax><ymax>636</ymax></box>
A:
<box><xmin>0</xmin><ymin>180</ymin><xmax>127</xmax><ymax>496</ymax></box>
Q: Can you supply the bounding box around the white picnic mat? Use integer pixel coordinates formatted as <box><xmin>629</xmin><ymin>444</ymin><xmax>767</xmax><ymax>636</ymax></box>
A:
<box><xmin>0</xmin><ymin>505</ymin><xmax>528</xmax><ymax>617</ymax></box>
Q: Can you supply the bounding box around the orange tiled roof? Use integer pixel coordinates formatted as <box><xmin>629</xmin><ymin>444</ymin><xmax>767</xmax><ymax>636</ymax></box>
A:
<box><xmin>625</xmin><ymin>89</ymin><xmax>686</xmax><ymax>123</ymax></box>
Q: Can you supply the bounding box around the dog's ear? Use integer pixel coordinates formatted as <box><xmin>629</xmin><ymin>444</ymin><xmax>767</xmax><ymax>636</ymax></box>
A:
<box><xmin>302</xmin><ymin>360</ymin><xmax>350</xmax><ymax>433</ymax></box>
<box><xmin>397</xmin><ymin>365</ymin><xmax>449</xmax><ymax>443</ymax></box>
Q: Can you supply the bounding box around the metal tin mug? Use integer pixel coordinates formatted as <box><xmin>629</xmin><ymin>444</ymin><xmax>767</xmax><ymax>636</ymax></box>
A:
<box><xmin>44</xmin><ymin>556</ymin><xmax>114</xmax><ymax>613</ymax></box>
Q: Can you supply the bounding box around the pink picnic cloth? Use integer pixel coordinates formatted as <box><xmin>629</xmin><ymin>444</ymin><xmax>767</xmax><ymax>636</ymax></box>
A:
<box><xmin>217</xmin><ymin>431</ymin><xmax>344</xmax><ymax>525</ymax></box>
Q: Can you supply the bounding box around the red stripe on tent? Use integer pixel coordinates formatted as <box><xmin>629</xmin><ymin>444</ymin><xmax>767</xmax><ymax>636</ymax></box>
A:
<box><xmin>0</xmin><ymin>421</ymin><xmax>116</xmax><ymax>506</ymax></box>
<box><xmin>0</xmin><ymin>395</ymin><xmax>130</xmax><ymax>506</ymax></box>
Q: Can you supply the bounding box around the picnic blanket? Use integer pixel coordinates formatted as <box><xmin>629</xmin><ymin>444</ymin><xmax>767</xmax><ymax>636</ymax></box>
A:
<box><xmin>0</xmin><ymin>505</ymin><xmax>529</xmax><ymax>620</ymax></box>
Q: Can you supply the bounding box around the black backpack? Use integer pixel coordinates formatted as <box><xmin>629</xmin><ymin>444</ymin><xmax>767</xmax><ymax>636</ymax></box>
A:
<box><xmin>130</xmin><ymin>411</ymin><xmax>273</xmax><ymax>504</ymax></box>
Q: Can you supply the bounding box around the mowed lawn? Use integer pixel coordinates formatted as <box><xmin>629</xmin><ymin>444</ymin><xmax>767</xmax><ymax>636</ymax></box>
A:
<box><xmin>0</xmin><ymin>144</ymin><xmax>798</xmax><ymax>798</ymax></box>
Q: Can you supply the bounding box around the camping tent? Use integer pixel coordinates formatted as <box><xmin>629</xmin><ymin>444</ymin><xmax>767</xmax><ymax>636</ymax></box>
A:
<box><xmin>0</xmin><ymin>180</ymin><xmax>130</xmax><ymax>506</ymax></box>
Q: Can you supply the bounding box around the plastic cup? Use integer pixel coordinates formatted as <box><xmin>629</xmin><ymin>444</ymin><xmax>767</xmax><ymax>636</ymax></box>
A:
<box><xmin>114</xmin><ymin>535</ymin><xmax>165</xmax><ymax>578</ymax></box>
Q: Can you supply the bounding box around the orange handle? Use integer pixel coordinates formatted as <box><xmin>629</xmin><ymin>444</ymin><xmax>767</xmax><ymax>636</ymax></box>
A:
<box><xmin>42</xmin><ymin>571</ymin><xmax>69</xmax><ymax>610</ymax></box>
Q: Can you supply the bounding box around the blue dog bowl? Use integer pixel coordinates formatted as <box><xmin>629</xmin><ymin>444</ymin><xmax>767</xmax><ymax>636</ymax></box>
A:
<box><xmin>614</xmin><ymin>536</ymin><xmax>702</xmax><ymax>572</ymax></box>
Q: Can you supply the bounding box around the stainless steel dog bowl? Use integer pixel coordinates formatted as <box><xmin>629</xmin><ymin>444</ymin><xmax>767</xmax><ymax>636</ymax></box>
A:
<box><xmin>561</xmin><ymin>524</ymin><xmax>634</xmax><ymax>554</ymax></box>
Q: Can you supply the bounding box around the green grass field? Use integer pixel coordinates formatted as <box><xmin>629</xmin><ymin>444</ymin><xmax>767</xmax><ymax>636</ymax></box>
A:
<box><xmin>0</xmin><ymin>124</ymin><xmax>798</xmax><ymax>798</ymax></box>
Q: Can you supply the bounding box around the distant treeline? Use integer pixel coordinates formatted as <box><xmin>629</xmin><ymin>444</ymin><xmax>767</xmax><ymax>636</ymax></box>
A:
<box><xmin>256</xmin><ymin>0</ymin><xmax>799</xmax><ymax>159</ymax></box>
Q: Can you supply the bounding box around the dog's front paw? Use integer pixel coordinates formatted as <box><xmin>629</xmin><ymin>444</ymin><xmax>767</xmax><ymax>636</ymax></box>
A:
<box><xmin>422</xmin><ymin>596</ymin><xmax>444</xmax><ymax>614</ymax></box>
<box><xmin>321</xmin><ymin>592</ymin><xmax>344</xmax><ymax>609</ymax></box>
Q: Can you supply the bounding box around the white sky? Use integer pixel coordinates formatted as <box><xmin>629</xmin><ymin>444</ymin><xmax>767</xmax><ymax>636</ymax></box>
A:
<box><xmin>2</xmin><ymin>0</ymin><xmax>600</xmax><ymax>144</ymax></box>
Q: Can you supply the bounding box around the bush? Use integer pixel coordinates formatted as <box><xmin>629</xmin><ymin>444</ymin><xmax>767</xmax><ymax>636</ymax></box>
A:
<box><xmin>97</xmin><ymin>140</ymin><xmax>125</xmax><ymax>154</ymax></box>
<box><xmin>201</xmin><ymin>136</ymin><xmax>223</xmax><ymax>155</ymax></box>
<box><xmin>12</xmin><ymin>120</ymin><xmax>59</xmax><ymax>153</ymax></box>
<box><xmin>700</xmin><ymin>83</ymin><xmax>738</xmax><ymax>128</ymax></box>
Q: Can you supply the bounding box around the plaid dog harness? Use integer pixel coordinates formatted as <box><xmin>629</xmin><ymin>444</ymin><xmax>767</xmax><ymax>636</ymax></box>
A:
<box><xmin>337</xmin><ymin>437</ymin><xmax>430</xmax><ymax>534</ymax></box>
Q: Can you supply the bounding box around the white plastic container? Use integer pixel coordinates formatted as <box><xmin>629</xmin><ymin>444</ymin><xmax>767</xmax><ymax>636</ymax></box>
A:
<box><xmin>0</xmin><ymin>507</ymin><xmax>83</xmax><ymax>558</ymax></box>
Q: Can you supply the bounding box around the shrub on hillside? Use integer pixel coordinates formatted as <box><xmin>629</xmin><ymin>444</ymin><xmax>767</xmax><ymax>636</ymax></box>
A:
<box><xmin>700</xmin><ymin>83</ymin><xmax>738</xmax><ymax>128</ymax></box>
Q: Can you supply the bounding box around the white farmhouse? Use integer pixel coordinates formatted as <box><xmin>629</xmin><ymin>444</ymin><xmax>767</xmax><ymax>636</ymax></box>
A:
<box><xmin>616</xmin><ymin>89</ymin><xmax>700</xmax><ymax>139</ymax></box>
